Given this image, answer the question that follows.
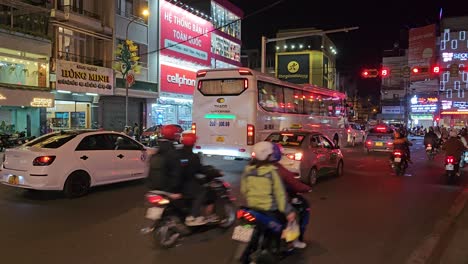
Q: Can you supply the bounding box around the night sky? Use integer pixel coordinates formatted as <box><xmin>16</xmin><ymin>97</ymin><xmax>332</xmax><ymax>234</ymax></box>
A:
<box><xmin>228</xmin><ymin>0</ymin><xmax>466</xmax><ymax>99</ymax></box>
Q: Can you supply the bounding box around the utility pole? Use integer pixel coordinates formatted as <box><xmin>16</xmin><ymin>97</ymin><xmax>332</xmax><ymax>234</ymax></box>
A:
<box><xmin>260</xmin><ymin>27</ymin><xmax>359</xmax><ymax>73</ymax></box>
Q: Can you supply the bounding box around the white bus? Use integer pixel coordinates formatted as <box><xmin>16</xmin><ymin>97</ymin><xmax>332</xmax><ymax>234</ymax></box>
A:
<box><xmin>191</xmin><ymin>68</ymin><xmax>347</xmax><ymax>160</ymax></box>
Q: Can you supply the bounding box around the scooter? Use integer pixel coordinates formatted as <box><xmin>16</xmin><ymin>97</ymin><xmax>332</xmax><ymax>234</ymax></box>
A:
<box><xmin>391</xmin><ymin>149</ymin><xmax>408</xmax><ymax>176</ymax></box>
<box><xmin>141</xmin><ymin>168</ymin><xmax>236</xmax><ymax>248</ymax></box>
<box><xmin>445</xmin><ymin>156</ymin><xmax>461</xmax><ymax>184</ymax></box>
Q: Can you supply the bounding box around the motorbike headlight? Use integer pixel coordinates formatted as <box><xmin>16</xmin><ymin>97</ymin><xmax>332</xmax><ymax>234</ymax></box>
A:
<box><xmin>150</xmin><ymin>135</ymin><xmax>157</xmax><ymax>140</ymax></box>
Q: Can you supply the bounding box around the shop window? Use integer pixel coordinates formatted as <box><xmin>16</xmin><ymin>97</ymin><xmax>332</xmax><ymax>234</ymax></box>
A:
<box><xmin>258</xmin><ymin>81</ymin><xmax>284</xmax><ymax>113</ymax></box>
<box><xmin>211</xmin><ymin>2</ymin><xmax>241</xmax><ymax>39</ymax></box>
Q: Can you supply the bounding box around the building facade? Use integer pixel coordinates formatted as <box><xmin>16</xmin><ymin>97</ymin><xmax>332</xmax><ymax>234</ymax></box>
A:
<box><xmin>0</xmin><ymin>1</ymin><xmax>54</xmax><ymax>137</ymax></box>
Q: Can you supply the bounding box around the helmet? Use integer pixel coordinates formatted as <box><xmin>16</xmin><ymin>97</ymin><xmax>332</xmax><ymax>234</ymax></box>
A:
<box><xmin>270</xmin><ymin>143</ymin><xmax>283</xmax><ymax>162</ymax></box>
<box><xmin>181</xmin><ymin>133</ymin><xmax>197</xmax><ymax>147</ymax></box>
<box><xmin>160</xmin><ymin>124</ymin><xmax>180</xmax><ymax>140</ymax></box>
<box><xmin>252</xmin><ymin>141</ymin><xmax>274</xmax><ymax>161</ymax></box>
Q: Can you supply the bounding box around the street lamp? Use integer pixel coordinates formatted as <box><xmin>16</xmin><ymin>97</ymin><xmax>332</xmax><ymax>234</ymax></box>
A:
<box><xmin>124</xmin><ymin>9</ymin><xmax>149</xmax><ymax>128</ymax></box>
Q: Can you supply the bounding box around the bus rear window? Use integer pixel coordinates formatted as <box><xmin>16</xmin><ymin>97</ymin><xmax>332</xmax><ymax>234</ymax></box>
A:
<box><xmin>198</xmin><ymin>79</ymin><xmax>247</xmax><ymax>95</ymax></box>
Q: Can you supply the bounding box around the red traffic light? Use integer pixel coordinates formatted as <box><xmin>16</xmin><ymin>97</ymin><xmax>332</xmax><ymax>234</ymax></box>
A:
<box><xmin>362</xmin><ymin>70</ymin><xmax>369</xmax><ymax>77</ymax></box>
<box><xmin>432</xmin><ymin>66</ymin><xmax>440</xmax><ymax>74</ymax></box>
<box><xmin>381</xmin><ymin>68</ymin><xmax>389</xmax><ymax>77</ymax></box>
<box><xmin>361</xmin><ymin>69</ymin><xmax>379</xmax><ymax>78</ymax></box>
<box><xmin>412</xmin><ymin>67</ymin><xmax>419</xmax><ymax>74</ymax></box>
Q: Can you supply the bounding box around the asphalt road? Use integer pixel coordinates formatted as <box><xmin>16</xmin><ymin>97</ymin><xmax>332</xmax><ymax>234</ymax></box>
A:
<box><xmin>0</xmin><ymin>137</ymin><xmax>466</xmax><ymax>264</ymax></box>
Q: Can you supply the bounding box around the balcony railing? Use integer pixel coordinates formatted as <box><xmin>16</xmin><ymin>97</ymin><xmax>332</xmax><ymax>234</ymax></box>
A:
<box><xmin>58</xmin><ymin>4</ymin><xmax>100</xmax><ymax>20</ymax></box>
<box><xmin>57</xmin><ymin>51</ymin><xmax>104</xmax><ymax>67</ymax></box>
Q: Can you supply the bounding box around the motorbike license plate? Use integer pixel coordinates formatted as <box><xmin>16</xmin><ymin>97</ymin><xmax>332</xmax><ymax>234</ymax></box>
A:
<box><xmin>375</xmin><ymin>142</ymin><xmax>384</xmax><ymax>147</ymax></box>
<box><xmin>145</xmin><ymin>207</ymin><xmax>164</xmax><ymax>220</ymax></box>
<box><xmin>394</xmin><ymin>158</ymin><xmax>401</xmax><ymax>163</ymax></box>
<box><xmin>446</xmin><ymin>164</ymin><xmax>455</xmax><ymax>171</ymax></box>
<box><xmin>232</xmin><ymin>225</ymin><xmax>254</xmax><ymax>243</ymax></box>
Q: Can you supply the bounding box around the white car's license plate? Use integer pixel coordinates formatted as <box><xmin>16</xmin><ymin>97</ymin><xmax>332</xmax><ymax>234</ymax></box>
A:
<box><xmin>394</xmin><ymin>158</ymin><xmax>401</xmax><ymax>162</ymax></box>
<box><xmin>232</xmin><ymin>225</ymin><xmax>254</xmax><ymax>243</ymax></box>
<box><xmin>145</xmin><ymin>207</ymin><xmax>164</xmax><ymax>220</ymax></box>
<box><xmin>446</xmin><ymin>164</ymin><xmax>455</xmax><ymax>171</ymax></box>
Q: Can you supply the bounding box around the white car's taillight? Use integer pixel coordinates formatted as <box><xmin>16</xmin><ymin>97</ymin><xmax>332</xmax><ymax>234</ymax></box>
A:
<box><xmin>287</xmin><ymin>153</ymin><xmax>303</xmax><ymax>161</ymax></box>
<box><xmin>33</xmin><ymin>156</ymin><xmax>56</xmax><ymax>166</ymax></box>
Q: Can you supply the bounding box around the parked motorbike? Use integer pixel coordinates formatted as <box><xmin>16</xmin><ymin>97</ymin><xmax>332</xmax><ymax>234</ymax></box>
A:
<box><xmin>445</xmin><ymin>156</ymin><xmax>461</xmax><ymax>184</ymax></box>
<box><xmin>391</xmin><ymin>150</ymin><xmax>408</xmax><ymax>176</ymax></box>
<box><xmin>140</xmin><ymin>168</ymin><xmax>236</xmax><ymax>248</ymax></box>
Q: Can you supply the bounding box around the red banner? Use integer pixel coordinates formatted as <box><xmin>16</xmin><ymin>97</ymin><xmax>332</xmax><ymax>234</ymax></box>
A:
<box><xmin>408</xmin><ymin>24</ymin><xmax>436</xmax><ymax>81</ymax></box>
<box><xmin>160</xmin><ymin>64</ymin><xmax>197</xmax><ymax>95</ymax></box>
<box><xmin>160</xmin><ymin>0</ymin><xmax>213</xmax><ymax>66</ymax></box>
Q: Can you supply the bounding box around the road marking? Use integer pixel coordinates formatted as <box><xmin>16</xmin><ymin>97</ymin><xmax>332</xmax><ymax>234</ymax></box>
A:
<box><xmin>406</xmin><ymin>187</ymin><xmax>468</xmax><ymax>264</ymax></box>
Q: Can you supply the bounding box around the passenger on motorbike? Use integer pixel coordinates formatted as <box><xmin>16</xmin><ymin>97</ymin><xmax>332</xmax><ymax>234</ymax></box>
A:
<box><xmin>146</xmin><ymin>124</ymin><xmax>183</xmax><ymax>199</ymax></box>
<box><xmin>443</xmin><ymin>130</ymin><xmax>466</xmax><ymax>176</ymax></box>
<box><xmin>269</xmin><ymin>143</ymin><xmax>311</xmax><ymax>248</ymax></box>
<box><xmin>240</xmin><ymin>141</ymin><xmax>294</xmax><ymax>241</ymax></box>
<box><xmin>424</xmin><ymin>127</ymin><xmax>440</xmax><ymax>150</ymax></box>
<box><xmin>392</xmin><ymin>131</ymin><xmax>413</xmax><ymax>163</ymax></box>
<box><xmin>178</xmin><ymin>133</ymin><xmax>219</xmax><ymax>226</ymax></box>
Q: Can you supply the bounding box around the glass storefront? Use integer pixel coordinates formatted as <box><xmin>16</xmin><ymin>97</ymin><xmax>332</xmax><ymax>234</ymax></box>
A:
<box><xmin>0</xmin><ymin>47</ymin><xmax>49</xmax><ymax>87</ymax></box>
<box><xmin>211</xmin><ymin>2</ymin><xmax>241</xmax><ymax>39</ymax></box>
<box><xmin>211</xmin><ymin>34</ymin><xmax>241</xmax><ymax>62</ymax></box>
<box><xmin>0</xmin><ymin>106</ymin><xmax>41</xmax><ymax>137</ymax></box>
<box><xmin>150</xmin><ymin>101</ymin><xmax>192</xmax><ymax>131</ymax></box>
<box><xmin>46</xmin><ymin>100</ymin><xmax>94</xmax><ymax>132</ymax></box>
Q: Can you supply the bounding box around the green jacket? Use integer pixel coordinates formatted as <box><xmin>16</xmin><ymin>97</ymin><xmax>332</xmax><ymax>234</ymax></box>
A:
<box><xmin>240</xmin><ymin>164</ymin><xmax>287</xmax><ymax>213</ymax></box>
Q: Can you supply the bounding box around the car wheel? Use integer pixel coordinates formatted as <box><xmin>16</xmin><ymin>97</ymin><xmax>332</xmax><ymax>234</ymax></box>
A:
<box><xmin>335</xmin><ymin>160</ymin><xmax>344</xmax><ymax>177</ymax></box>
<box><xmin>63</xmin><ymin>171</ymin><xmax>90</xmax><ymax>198</ymax></box>
<box><xmin>307</xmin><ymin>168</ymin><xmax>318</xmax><ymax>185</ymax></box>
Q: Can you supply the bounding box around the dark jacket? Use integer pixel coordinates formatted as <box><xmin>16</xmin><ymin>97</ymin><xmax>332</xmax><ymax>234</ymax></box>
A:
<box><xmin>176</xmin><ymin>146</ymin><xmax>205</xmax><ymax>198</ymax></box>
<box><xmin>274</xmin><ymin>163</ymin><xmax>312</xmax><ymax>195</ymax></box>
<box><xmin>424</xmin><ymin>131</ymin><xmax>439</xmax><ymax>146</ymax></box>
<box><xmin>443</xmin><ymin>137</ymin><xmax>466</xmax><ymax>160</ymax></box>
<box><xmin>146</xmin><ymin>140</ymin><xmax>181</xmax><ymax>192</ymax></box>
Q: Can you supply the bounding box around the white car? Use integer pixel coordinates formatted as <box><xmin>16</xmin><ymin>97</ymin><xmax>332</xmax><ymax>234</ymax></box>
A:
<box><xmin>1</xmin><ymin>130</ymin><xmax>157</xmax><ymax>198</ymax></box>
<box><xmin>345</xmin><ymin>122</ymin><xmax>367</xmax><ymax>147</ymax></box>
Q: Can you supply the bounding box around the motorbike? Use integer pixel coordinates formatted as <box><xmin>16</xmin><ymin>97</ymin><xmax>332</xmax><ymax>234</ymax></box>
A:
<box><xmin>445</xmin><ymin>156</ymin><xmax>461</xmax><ymax>184</ymax></box>
<box><xmin>391</xmin><ymin>149</ymin><xmax>408</xmax><ymax>176</ymax></box>
<box><xmin>231</xmin><ymin>208</ymin><xmax>287</xmax><ymax>264</ymax></box>
<box><xmin>140</xmin><ymin>168</ymin><xmax>236</xmax><ymax>248</ymax></box>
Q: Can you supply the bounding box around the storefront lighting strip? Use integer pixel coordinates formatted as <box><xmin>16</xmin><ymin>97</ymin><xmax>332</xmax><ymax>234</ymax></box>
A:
<box><xmin>204</xmin><ymin>114</ymin><xmax>236</xmax><ymax>119</ymax></box>
<box><xmin>57</xmin><ymin>90</ymin><xmax>71</xmax><ymax>94</ymax></box>
<box><xmin>441</xmin><ymin>111</ymin><xmax>468</xmax><ymax>115</ymax></box>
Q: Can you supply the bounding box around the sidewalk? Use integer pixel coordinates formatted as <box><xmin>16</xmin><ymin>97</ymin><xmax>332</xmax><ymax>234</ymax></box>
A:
<box><xmin>436</xmin><ymin>202</ymin><xmax>468</xmax><ymax>263</ymax></box>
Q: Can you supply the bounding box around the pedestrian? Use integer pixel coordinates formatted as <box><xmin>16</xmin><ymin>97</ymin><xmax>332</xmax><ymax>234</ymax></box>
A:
<box><xmin>133</xmin><ymin>122</ymin><xmax>140</xmax><ymax>142</ymax></box>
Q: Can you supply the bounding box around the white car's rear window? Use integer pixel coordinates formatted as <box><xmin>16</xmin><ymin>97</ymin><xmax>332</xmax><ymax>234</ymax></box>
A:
<box><xmin>26</xmin><ymin>133</ymin><xmax>77</xmax><ymax>149</ymax></box>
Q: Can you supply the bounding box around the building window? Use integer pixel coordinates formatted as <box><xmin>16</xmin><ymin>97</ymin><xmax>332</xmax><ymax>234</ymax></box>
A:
<box><xmin>0</xmin><ymin>48</ymin><xmax>49</xmax><ymax>87</ymax></box>
<box><xmin>57</xmin><ymin>27</ymin><xmax>105</xmax><ymax>66</ymax></box>
<box><xmin>211</xmin><ymin>2</ymin><xmax>241</xmax><ymax>39</ymax></box>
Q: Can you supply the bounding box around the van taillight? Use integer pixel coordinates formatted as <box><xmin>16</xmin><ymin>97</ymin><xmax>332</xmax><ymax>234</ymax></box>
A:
<box><xmin>247</xmin><ymin>124</ymin><xmax>255</xmax><ymax>145</ymax></box>
<box><xmin>191</xmin><ymin>123</ymin><xmax>196</xmax><ymax>135</ymax></box>
<box><xmin>197</xmin><ymin>71</ymin><xmax>207</xmax><ymax>77</ymax></box>
<box><xmin>238</xmin><ymin>69</ymin><xmax>252</xmax><ymax>75</ymax></box>
<box><xmin>244</xmin><ymin>79</ymin><xmax>248</xmax><ymax>89</ymax></box>
<box><xmin>197</xmin><ymin>81</ymin><xmax>202</xmax><ymax>90</ymax></box>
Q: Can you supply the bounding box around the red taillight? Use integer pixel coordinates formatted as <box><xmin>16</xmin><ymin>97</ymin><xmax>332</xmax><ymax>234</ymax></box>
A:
<box><xmin>427</xmin><ymin>144</ymin><xmax>432</xmax><ymax>147</ymax></box>
<box><xmin>287</xmin><ymin>153</ymin><xmax>303</xmax><ymax>161</ymax></box>
<box><xmin>238</xmin><ymin>69</ymin><xmax>252</xmax><ymax>75</ymax></box>
<box><xmin>191</xmin><ymin>123</ymin><xmax>196</xmax><ymax>134</ymax></box>
<box><xmin>366</xmin><ymin>141</ymin><xmax>372</xmax><ymax>145</ymax></box>
<box><xmin>146</xmin><ymin>194</ymin><xmax>169</xmax><ymax>205</ymax></box>
<box><xmin>33</xmin><ymin>156</ymin><xmax>56</xmax><ymax>166</ymax></box>
<box><xmin>347</xmin><ymin>129</ymin><xmax>351</xmax><ymax>133</ymax></box>
<box><xmin>446</xmin><ymin>156</ymin><xmax>455</xmax><ymax>164</ymax></box>
<box><xmin>197</xmin><ymin>70</ymin><xmax>207</xmax><ymax>77</ymax></box>
<box><xmin>394</xmin><ymin>151</ymin><xmax>402</xmax><ymax>157</ymax></box>
<box><xmin>247</xmin><ymin>124</ymin><xmax>255</xmax><ymax>145</ymax></box>
<box><xmin>236</xmin><ymin>209</ymin><xmax>256</xmax><ymax>222</ymax></box>
<box><xmin>197</xmin><ymin>81</ymin><xmax>202</xmax><ymax>90</ymax></box>
<box><xmin>387</xmin><ymin>142</ymin><xmax>393</xmax><ymax>146</ymax></box>
<box><xmin>244</xmin><ymin>79</ymin><xmax>248</xmax><ymax>89</ymax></box>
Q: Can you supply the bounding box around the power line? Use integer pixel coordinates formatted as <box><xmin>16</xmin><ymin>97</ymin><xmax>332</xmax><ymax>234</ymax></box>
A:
<box><xmin>139</xmin><ymin>0</ymin><xmax>287</xmax><ymax>57</ymax></box>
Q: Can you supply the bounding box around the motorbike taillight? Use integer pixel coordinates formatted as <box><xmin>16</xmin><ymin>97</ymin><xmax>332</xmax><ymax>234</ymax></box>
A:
<box><xmin>146</xmin><ymin>194</ymin><xmax>169</xmax><ymax>205</ymax></box>
<box><xmin>236</xmin><ymin>209</ymin><xmax>256</xmax><ymax>222</ymax></box>
<box><xmin>393</xmin><ymin>151</ymin><xmax>402</xmax><ymax>157</ymax></box>
<box><xmin>446</xmin><ymin>156</ymin><xmax>455</xmax><ymax>164</ymax></box>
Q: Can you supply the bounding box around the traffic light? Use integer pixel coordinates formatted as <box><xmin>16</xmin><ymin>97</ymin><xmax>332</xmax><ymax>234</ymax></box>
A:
<box><xmin>380</xmin><ymin>68</ymin><xmax>389</xmax><ymax>77</ymax></box>
<box><xmin>361</xmin><ymin>69</ymin><xmax>379</xmax><ymax>78</ymax></box>
<box><xmin>411</xmin><ymin>66</ymin><xmax>429</xmax><ymax>74</ymax></box>
<box><xmin>432</xmin><ymin>65</ymin><xmax>440</xmax><ymax>74</ymax></box>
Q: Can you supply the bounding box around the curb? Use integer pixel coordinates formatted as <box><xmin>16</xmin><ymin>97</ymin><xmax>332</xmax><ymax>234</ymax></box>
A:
<box><xmin>406</xmin><ymin>186</ymin><xmax>468</xmax><ymax>264</ymax></box>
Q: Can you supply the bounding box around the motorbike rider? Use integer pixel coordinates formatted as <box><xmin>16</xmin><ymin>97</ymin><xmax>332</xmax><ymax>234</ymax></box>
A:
<box><xmin>392</xmin><ymin>130</ymin><xmax>413</xmax><ymax>163</ymax></box>
<box><xmin>240</xmin><ymin>141</ymin><xmax>295</xmax><ymax>242</ymax></box>
<box><xmin>270</xmin><ymin>143</ymin><xmax>311</xmax><ymax>249</ymax></box>
<box><xmin>424</xmin><ymin>127</ymin><xmax>440</xmax><ymax>150</ymax></box>
<box><xmin>443</xmin><ymin>130</ymin><xmax>466</xmax><ymax>176</ymax></box>
<box><xmin>146</xmin><ymin>124</ymin><xmax>183</xmax><ymax>199</ymax></box>
<box><xmin>177</xmin><ymin>133</ymin><xmax>219</xmax><ymax>226</ymax></box>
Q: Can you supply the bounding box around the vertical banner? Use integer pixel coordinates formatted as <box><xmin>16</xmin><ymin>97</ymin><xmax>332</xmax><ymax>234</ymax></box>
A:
<box><xmin>408</xmin><ymin>24</ymin><xmax>436</xmax><ymax>81</ymax></box>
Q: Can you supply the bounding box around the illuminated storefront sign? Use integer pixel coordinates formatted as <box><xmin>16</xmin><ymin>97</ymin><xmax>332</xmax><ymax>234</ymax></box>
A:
<box><xmin>56</xmin><ymin>60</ymin><xmax>113</xmax><ymax>95</ymax></box>
<box><xmin>0</xmin><ymin>94</ymin><xmax>6</xmax><ymax>100</ymax></box>
<box><xmin>160</xmin><ymin>64</ymin><xmax>197</xmax><ymax>95</ymax></box>
<box><xmin>410</xmin><ymin>96</ymin><xmax>437</xmax><ymax>113</ymax></box>
<box><xmin>382</xmin><ymin>106</ymin><xmax>403</xmax><ymax>114</ymax></box>
<box><xmin>30</xmin><ymin>98</ymin><xmax>53</xmax><ymax>107</ymax></box>
<box><xmin>160</xmin><ymin>0</ymin><xmax>213</xmax><ymax>66</ymax></box>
